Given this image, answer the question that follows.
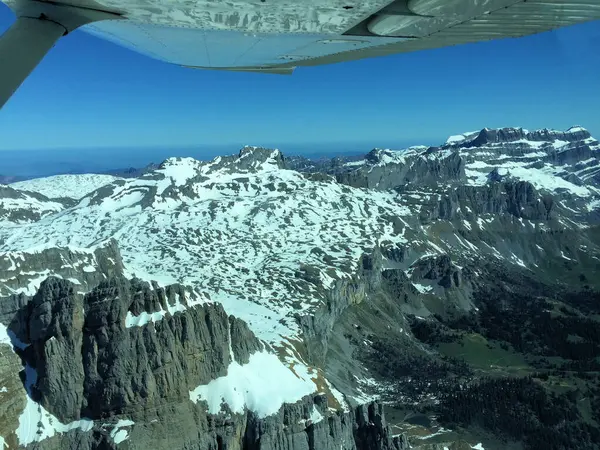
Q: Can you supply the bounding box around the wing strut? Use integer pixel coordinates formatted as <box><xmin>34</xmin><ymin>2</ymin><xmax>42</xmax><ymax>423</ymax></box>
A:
<box><xmin>0</xmin><ymin>1</ymin><xmax>121</xmax><ymax>109</ymax></box>
<box><xmin>0</xmin><ymin>16</ymin><xmax>66</xmax><ymax>109</ymax></box>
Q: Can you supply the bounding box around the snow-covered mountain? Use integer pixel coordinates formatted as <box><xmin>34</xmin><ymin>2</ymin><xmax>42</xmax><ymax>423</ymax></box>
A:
<box><xmin>0</xmin><ymin>185</ymin><xmax>73</xmax><ymax>224</ymax></box>
<box><xmin>1</xmin><ymin>126</ymin><xmax>599</xmax><ymax>450</ymax></box>
<box><xmin>2</xmin><ymin>150</ymin><xmax>414</xmax><ymax>345</ymax></box>
<box><xmin>334</xmin><ymin>126</ymin><xmax>599</xmax><ymax>200</ymax></box>
<box><xmin>11</xmin><ymin>174</ymin><xmax>122</xmax><ymax>200</ymax></box>
<box><xmin>451</xmin><ymin>126</ymin><xmax>600</xmax><ymax>195</ymax></box>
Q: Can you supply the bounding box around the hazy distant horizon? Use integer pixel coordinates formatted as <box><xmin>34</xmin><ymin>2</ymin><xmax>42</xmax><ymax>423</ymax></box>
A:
<box><xmin>1</xmin><ymin>138</ymin><xmax>436</xmax><ymax>179</ymax></box>
<box><xmin>3</xmin><ymin>121</ymin><xmax>596</xmax><ymax>179</ymax></box>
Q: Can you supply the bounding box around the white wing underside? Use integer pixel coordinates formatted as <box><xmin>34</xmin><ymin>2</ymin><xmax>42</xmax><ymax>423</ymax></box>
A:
<box><xmin>4</xmin><ymin>0</ymin><xmax>600</xmax><ymax>71</ymax></box>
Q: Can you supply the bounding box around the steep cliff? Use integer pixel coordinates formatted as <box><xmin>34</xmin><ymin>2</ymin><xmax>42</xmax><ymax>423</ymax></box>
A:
<box><xmin>1</xmin><ymin>276</ymin><xmax>408</xmax><ymax>450</ymax></box>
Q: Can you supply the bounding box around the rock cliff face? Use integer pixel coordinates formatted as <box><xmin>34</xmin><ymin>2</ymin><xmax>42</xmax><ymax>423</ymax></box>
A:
<box><xmin>410</xmin><ymin>181</ymin><xmax>555</xmax><ymax>223</ymax></box>
<box><xmin>22</xmin><ymin>396</ymin><xmax>409</xmax><ymax>450</ymax></box>
<box><xmin>14</xmin><ymin>276</ymin><xmax>259</xmax><ymax>421</ymax></box>
<box><xmin>0</xmin><ymin>239</ymin><xmax>125</xmax><ymax>298</ymax></box>
<box><xmin>409</xmin><ymin>255</ymin><xmax>462</xmax><ymax>289</ymax></box>
<box><xmin>335</xmin><ymin>149</ymin><xmax>465</xmax><ymax>190</ymax></box>
<box><xmin>450</xmin><ymin>126</ymin><xmax>592</xmax><ymax>148</ymax></box>
<box><xmin>244</xmin><ymin>399</ymin><xmax>408</xmax><ymax>450</ymax></box>
<box><xmin>298</xmin><ymin>251</ymin><xmax>383</xmax><ymax>367</ymax></box>
<box><xmin>0</xmin><ymin>330</ymin><xmax>25</xmax><ymax>450</ymax></box>
<box><xmin>2</xmin><ymin>276</ymin><xmax>407</xmax><ymax>450</ymax></box>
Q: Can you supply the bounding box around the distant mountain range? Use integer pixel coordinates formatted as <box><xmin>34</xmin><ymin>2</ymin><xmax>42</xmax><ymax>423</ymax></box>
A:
<box><xmin>1</xmin><ymin>163</ymin><xmax>161</xmax><ymax>185</ymax></box>
<box><xmin>0</xmin><ymin>175</ymin><xmax>25</xmax><ymax>184</ymax></box>
<box><xmin>1</xmin><ymin>126</ymin><xmax>599</xmax><ymax>450</ymax></box>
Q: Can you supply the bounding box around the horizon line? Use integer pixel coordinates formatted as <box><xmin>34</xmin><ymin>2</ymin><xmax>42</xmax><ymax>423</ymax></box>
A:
<box><xmin>0</xmin><ymin>139</ymin><xmax>443</xmax><ymax>153</ymax></box>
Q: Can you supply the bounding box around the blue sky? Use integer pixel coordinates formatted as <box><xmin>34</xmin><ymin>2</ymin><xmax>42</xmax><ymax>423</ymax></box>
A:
<box><xmin>0</xmin><ymin>3</ymin><xmax>599</xmax><ymax>151</ymax></box>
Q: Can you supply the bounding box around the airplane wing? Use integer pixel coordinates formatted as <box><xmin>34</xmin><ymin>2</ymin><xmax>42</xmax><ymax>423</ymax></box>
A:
<box><xmin>1</xmin><ymin>0</ymin><xmax>600</xmax><ymax>107</ymax></box>
<box><xmin>290</xmin><ymin>0</ymin><xmax>600</xmax><ymax>68</ymax></box>
<box><xmin>80</xmin><ymin>0</ymin><xmax>600</xmax><ymax>71</ymax></box>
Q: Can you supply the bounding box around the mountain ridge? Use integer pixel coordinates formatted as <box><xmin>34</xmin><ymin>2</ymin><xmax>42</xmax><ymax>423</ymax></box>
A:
<box><xmin>1</xmin><ymin>125</ymin><xmax>599</xmax><ymax>450</ymax></box>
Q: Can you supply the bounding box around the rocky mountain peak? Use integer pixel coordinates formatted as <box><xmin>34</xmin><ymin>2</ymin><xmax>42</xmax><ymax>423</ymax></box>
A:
<box><xmin>365</xmin><ymin>148</ymin><xmax>395</xmax><ymax>164</ymax></box>
<box><xmin>472</xmin><ymin>126</ymin><xmax>529</xmax><ymax>145</ymax></box>
<box><xmin>364</xmin><ymin>147</ymin><xmax>431</xmax><ymax>166</ymax></box>
<box><xmin>236</xmin><ymin>146</ymin><xmax>286</xmax><ymax>170</ymax></box>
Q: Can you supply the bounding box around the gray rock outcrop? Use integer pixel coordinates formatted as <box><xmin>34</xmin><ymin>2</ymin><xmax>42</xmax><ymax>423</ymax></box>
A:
<box><xmin>410</xmin><ymin>255</ymin><xmax>462</xmax><ymax>289</ymax></box>
<box><xmin>0</xmin><ymin>338</ymin><xmax>25</xmax><ymax>449</ymax></box>
<box><xmin>335</xmin><ymin>149</ymin><xmax>465</xmax><ymax>190</ymax></box>
<box><xmin>450</xmin><ymin>126</ymin><xmax>592</xmax><ymax>148</ymax></box>
<box><xmin>16</xmin><ymin>276</ymin><xmax>261</xmax><ymax>422</ymax></box>
<box><xmin>0</xmin><ymin>238</ymin><xmax>125</xmax><ymax>300</ymax></box>
<box><xmin>2</xmin><ymin>273</ymin><xmax>409</xmax><ymax>450</ymax></box>
<box><xmin>415</xmin><ymin>181</ymin><xmax>555</xmax><ymax>222</ymax></box>
<box><xmin>298</xmin><ymin>250</ymin><xmax>383</xmax><ymax>367</ymax></box>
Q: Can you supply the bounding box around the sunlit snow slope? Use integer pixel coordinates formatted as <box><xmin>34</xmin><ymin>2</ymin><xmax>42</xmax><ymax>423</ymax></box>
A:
<box><xmin>12</xmin><ymin>174</ymin><xmax>122</xmax><ymax>199</ymax></box>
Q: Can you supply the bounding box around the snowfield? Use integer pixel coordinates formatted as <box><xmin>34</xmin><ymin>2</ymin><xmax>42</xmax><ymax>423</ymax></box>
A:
<box><xmin>189</xmin><ymin>350</ymin><xmax>317</xmax><ymax>418</ymax></box>
<box><xmin>12</xmin><ymin>174</ymin><xmax>122</xmax><ymax>199</ymax></box>
<box><xmin>1</xmin><ymin>154</ymin><xmax>415</xmax><ymax>348</ymax></box>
